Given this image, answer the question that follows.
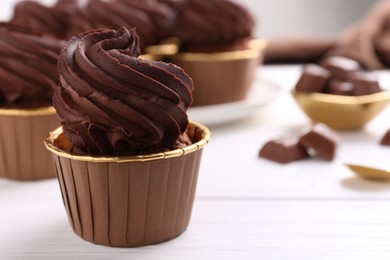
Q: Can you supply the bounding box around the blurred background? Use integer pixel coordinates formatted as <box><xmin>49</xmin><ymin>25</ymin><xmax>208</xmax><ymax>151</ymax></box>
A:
<box><xmin>234</xmin><ymin>0</ymin><xmax>377</xmax><ymax>38</ymax></box>
<box><xmin>0</xmin><ymin>0</ymin><xmax>378</xmax><ymax>38</ymax></box>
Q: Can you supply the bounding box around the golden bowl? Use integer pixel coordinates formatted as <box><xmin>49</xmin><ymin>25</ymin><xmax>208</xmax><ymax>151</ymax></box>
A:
<box><xmin>292</xmin><ymin>90</ymin><xmax>390</xmax><ymax>130</ymax></box>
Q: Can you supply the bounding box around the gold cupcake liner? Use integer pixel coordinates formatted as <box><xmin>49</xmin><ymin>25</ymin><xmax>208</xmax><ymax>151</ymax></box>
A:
<box><xmin>0</xmin><ymin>106</ymin><xmax>59</xmax><ymax>180</ymax></box>
<box><xmin>170</xmin><ymin>39</ymin><xmax>266</xmax><ymax>106</ymax></box>
<box><xmin>0</xmin><ymin>106</ymin><xmax>56</xmax><ymax>116</ymax></box>
<box><xmin>172</xmin><ymin>39</ymin><xmax>266</xmax><ymax>62</ymax></box>
<box><xmin>45</xmin><ymin>121</ymin><xmax>210</xmax><ymax>247</ymax></box>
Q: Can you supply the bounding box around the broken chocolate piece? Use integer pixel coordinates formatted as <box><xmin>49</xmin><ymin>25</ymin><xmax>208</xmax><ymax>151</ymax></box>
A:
<box><xmin>299</xmin><ymin>123</ymin><xmax>339</xmax><ymax>161</ymax></box>
<box><xmin>259</xmin><ymin>136</ymin><xmax>309</xmax><ymax>164</ymax></box>
<box><xmin>295</xmin><ymin>64</ymin><xmax>331</xmax><ymax>93</ymax></box>
<box><xmin>351</xmin><ymin>71</ymin><xmax>381</xmax><ymax>96</ymax></box>
<box><xmin>380</xmin><ymin>129</ymin><xmax>390</xmax><ymax>145</ymax></box>
<box><xmin>320</xmin><ymin>56</ymin><xmax>361</xmax><ymax>81</ymax></box>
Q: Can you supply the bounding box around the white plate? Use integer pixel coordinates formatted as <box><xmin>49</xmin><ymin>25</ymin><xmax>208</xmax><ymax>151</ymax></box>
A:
<box><xmin>188</xmin><ymin>77</ymin><xmax>282</xmax><ymax>125</ymax></box>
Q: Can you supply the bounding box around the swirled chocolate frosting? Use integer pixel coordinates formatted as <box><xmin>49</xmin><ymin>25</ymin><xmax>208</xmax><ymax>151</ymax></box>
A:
<box><xmin>54</xmin><ymin>27</ymin><xmax>194</xmax><ymax>156</ymax></box>
<box><xmin>0</xmin><ymin>24</ymin><xmax>65</xmax><ymax>108</ymax></box>
<box><xmin>68</xmin><ymin>0</ymin><xmax>172</xmax><ymax>48</ymax></box>
<box><xmin>10</xmin><ymin>0</ymin><xmax>72</xmax><ymax>39</ymax></box>
<box><xmin>173</xmin><ymin>0</ymin><xmax>255</xmax><ymax>52</ymax></box>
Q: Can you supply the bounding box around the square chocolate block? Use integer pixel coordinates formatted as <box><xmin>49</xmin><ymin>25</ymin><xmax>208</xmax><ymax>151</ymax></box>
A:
<box><xmin>351</xmin><ymin>72</ymin><xmax>381</xmax><ymax>96</ymax></box>
<box><xmin>259</xmin><ymin>136</ymin><xmax>309</xmax><ymax>164</ymax></box>
<box><xmin>320</xmin><ymin>56</ymin><xmax>361</xmax><ymax>81</ymax></box>
<box><xmin>299</xmin><ymin>123</ymin><xmax>339</xmax><ymax>161</ymax></box>
<box><xmin>295</xmin><ymin>64</ymin><xmax>331</xmax><ymax>93</ymax></box>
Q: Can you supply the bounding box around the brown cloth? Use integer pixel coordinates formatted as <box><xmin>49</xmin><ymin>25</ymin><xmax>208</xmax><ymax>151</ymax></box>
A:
<box><xmin>264</xmin><ymin>0</ymin><xmax>390</xmax><ymax>70</ymax></box>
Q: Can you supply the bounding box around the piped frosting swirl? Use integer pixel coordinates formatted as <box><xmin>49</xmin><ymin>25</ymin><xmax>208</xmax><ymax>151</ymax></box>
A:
<box><xmin>54</xmin><ymin>27</ymin><xmax>194</xmax><ymax>156</ymax></box>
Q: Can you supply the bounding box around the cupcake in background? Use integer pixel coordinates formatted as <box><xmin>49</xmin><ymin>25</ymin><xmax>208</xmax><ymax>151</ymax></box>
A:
<box><xmin>45</xmin><ymin>27</ymin><xmax>210</xmax><ymax>247</ymax></box>
<box><xmin>9</xmin><ymin>0</ymin><xmax>81</xmax><ymax>39</ymax></box>
<box><xmin>67</xmin><ymin>0</ymin><xmax>174</xmax><ymax>49</ymax></box>
<box><xmin>169</xmin><ymin>0</ymin><xmax>264</xmax><ymax>106</ymax></box>
<box><xmin>0</xmin><ymin>24</ymin><xmax>64</xmax><ymax>180</ymax></box>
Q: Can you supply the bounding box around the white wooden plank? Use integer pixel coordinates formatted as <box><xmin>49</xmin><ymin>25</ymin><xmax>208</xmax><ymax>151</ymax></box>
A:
<box><xmin>1</xmin><ymin>198</ymin><xmax>390</xmax><ymax>260</ymax></box>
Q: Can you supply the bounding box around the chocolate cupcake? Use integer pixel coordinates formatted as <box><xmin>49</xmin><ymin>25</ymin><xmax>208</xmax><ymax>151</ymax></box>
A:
<box><xmin>168</xmin><ymin>0</ymin><xmax>264</xmax><ymax>106</ymax></box>
<box><xmin>0</xmin><ymin>24</ymin><xmax>64</xmax><ymax>180</ymax></box>
<box><xmin>45</xmin><ymin>27</ymin><xmax>210</xmax><ymax>247</ymax></box>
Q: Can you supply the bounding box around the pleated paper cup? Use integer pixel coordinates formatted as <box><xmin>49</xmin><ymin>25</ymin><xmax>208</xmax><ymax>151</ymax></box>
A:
<box><xmin>44</xmin><ymin>121</ymin><xmax>210</xmax><ymax>247</ymax></box>
<box><xmin>170</xmin><ymin>39</ymin><xmax>266</xmax><ymax>106</ymax></box>
<box><xmin>0</xmin><ymin>106</ymin><xmax>59</xmax><ymax>180</ymax></box>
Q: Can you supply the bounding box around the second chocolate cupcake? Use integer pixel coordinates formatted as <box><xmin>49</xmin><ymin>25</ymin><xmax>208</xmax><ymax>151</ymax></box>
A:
<box><xmin>0</xmin><ymin>24</ymin><xmax>64</xmax><ymax>180</ymax></box>
<box><xmin>169</xmin><ymin>0</ymin><xmax>264</xmax><ymax>106</ymax></box>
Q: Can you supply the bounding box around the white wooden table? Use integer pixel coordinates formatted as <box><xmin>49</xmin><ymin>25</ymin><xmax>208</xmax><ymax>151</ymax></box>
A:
<box><xmin>2</xmin><ymin>65</ymin><xmax>390</xmax><ymax>259</ymax></box>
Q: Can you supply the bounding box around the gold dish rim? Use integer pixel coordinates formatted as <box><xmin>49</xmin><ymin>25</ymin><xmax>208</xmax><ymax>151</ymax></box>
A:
<box><xmin>44</xmin><ymin>121</ymin><xmax>211</xmax><ymax>163</ymax></box>
<box><xmin>292</xmin><ymin>90</ymin><xmax>390</xmax><ymax>105</ymax></box>
<box><xmin>0</xmin><ymin>106</ymin><xmax>56</xmax><ymax>116</ymax></box>
<box><xmin>171</xmin><ymin>38</ymin><xmax>267</xmax><ymax>62</ymax></box>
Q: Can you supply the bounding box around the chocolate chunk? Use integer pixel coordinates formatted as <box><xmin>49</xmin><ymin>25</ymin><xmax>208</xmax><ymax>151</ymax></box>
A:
<box><xmin>351</xmin><ymin>72</ymin><xmax>381</xmax><ymax>96</ymax></box>
<box><xmin>326</xmin><ymin>80</ymin><xmax>353</xmax><ymax>95</ymax></box>
<box><xmin>295</xmin><ymin>64</ymin><xmax>331</xmax><ymax>93</ymax></box>
<box><xmin>320</xmin><ymin>56</ymin><xmax>361</xmax><ymax>81</ymax></box>
<box><xmin>299</xmin><ymin>123</ymin><xmax>339</xmax><ymax>161</ymax></box>
<box><xmin>259</xmin><ymin>136</ymin><xmax>309</xmax><ymax>164</ymax></box>
<box><xmin>380</xmin><ymin>129</ymin><xmax>390</xmax><ymax>145</ymax></box>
